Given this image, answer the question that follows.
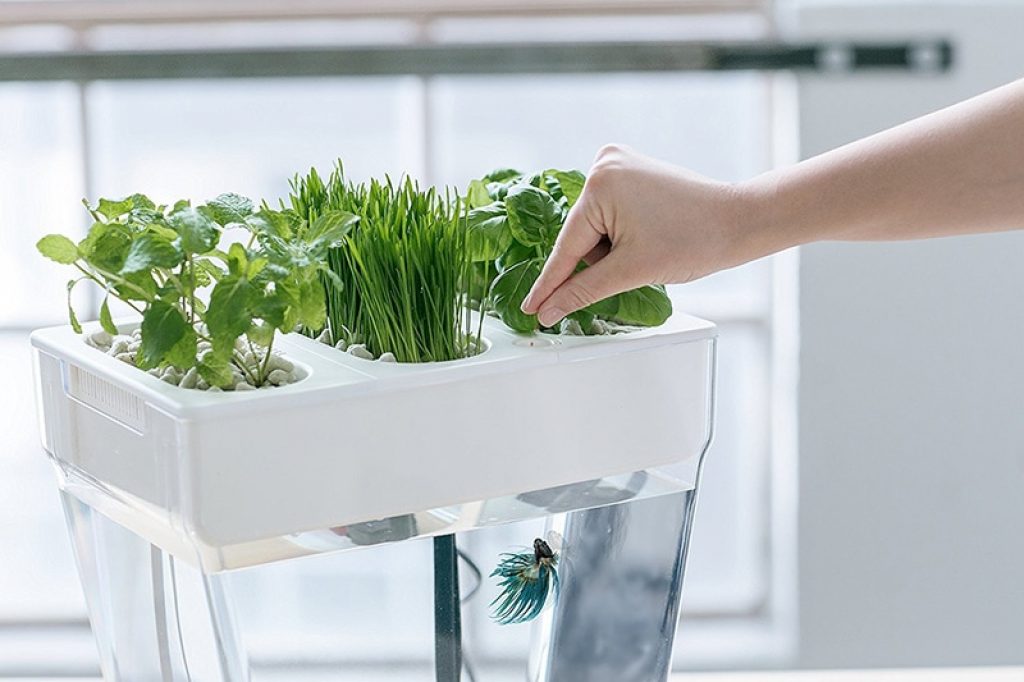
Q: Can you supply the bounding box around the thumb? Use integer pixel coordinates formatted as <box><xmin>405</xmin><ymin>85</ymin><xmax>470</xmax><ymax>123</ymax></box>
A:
<box><xmin>535</xmin><ymin>252</ymin><xmax>635</xmax><ymax>328</ymax></box>
<box><xmin>521</xmin><ymin>199</ymin><xmax>603</xmax><ymax>314</ymax></box>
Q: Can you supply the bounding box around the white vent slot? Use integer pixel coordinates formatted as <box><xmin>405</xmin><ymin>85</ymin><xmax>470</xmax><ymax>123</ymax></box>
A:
<box><xmin>68</xmin><ymin>365</ymin><xmax>147</xmax><ymax>432</ymax></box>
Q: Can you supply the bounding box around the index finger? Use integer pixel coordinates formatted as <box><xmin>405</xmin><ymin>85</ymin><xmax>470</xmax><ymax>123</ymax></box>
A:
<box><xmin>521</xmin><ymin>202</ymin><xmax>603</xmax><ymax>314</ymax></box>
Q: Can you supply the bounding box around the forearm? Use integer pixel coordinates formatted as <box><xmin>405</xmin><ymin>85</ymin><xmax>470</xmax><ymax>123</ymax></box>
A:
<box><xmin>737</xmin><ymin>78</ymin><xmax>1024</xmax><ymax>259</ymax></box>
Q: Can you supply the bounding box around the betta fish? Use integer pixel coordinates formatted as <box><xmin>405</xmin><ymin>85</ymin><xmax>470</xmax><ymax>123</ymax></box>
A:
<box><xmin>490</xmin><ymin>533</ymin><xmax>561</xmax><ymax>625</ymax></box>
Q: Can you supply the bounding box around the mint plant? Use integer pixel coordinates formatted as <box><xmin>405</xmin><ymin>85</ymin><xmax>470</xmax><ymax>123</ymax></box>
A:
<box><xmin>37</xmin><ymin>193</ymin><xmax>355</xmax><ymax>388</ymax></box>
<box><xmin>465</xmin><ymin>169</ymin><xmax>672</xmax><ymax>334</ymax></box>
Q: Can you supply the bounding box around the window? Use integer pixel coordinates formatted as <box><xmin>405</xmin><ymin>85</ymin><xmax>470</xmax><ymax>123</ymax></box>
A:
<box><xmin>0</xmin><ymin>3</ymin><xmax>796</xmax><ymax>677</ymax></box>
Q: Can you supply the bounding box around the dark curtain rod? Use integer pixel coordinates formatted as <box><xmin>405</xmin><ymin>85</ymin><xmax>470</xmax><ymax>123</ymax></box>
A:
<box><xmin>0</xmin><ymin>40</ymin><xmax>953</xmax><ymax>82</ymax></box>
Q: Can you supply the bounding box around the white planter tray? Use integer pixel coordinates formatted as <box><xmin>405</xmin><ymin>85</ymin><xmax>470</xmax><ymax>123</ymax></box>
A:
<box><xmin>32</xmin><ymin>312</ymin><xmax>715</xmax><ymax>572</ymax></box>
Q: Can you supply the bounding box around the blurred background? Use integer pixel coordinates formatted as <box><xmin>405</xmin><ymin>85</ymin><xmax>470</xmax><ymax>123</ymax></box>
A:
<box><xmin>0</xmin><ymin>0</ymin><xmax>1022</xmax><ymax>679</ymax></box>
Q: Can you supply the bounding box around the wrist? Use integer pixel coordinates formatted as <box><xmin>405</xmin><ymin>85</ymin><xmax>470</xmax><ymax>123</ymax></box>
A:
<box><xmin>730</xmin><ymin>171</ymin><xmax>810</xmax><ymax>264</ymax></box>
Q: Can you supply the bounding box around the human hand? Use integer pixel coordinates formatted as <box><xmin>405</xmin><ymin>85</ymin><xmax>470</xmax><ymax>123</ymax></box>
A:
<box><xmin>520</xmin><ymin>144</ymin><xmax>756</xmax><ymax>327</ymax></box>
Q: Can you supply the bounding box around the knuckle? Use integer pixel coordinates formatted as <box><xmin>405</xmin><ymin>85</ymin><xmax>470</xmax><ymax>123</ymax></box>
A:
<box><xmin>595</xmin><ymin>142</ymin><xmax>628</xmax><ymax>159</ymax></box>
<box><xmin>589</xmin><ymin>144</ymin><xmax>634</xmax><ymax>187</ymax></box>
<box><xmin>587</xmin><ymin>161</ymin><xmax>618</xmax><ymax>190</ymax></box>
<box><xmin>559</xmin><ymin>281</ymin><xmax>598</xmax><ymax>311</ymax></box>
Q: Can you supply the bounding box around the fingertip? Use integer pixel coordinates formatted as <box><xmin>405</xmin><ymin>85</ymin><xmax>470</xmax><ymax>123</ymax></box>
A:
<box><xmin>537</xmin><ymin>307</ymin><xmax>566</xmax><ymax>328</ymax></box>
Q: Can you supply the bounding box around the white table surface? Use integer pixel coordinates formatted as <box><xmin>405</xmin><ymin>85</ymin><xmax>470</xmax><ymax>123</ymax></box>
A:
<box><xmin>14</xmin><ymin>669</ymin><xmax>1023</xmax><ymax>682</ymax></box>
<box><xmin>673</xmin><ymin>670</ymin><xmax>1024</xmax><ymax>681</ymax></box>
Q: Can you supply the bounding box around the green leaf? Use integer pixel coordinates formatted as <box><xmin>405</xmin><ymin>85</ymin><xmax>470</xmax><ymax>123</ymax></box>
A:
<box><xmin>588</xmin><ymin>284</ymin><xmax>673</xmax><ymax>327</ymax></box>
<box><xmin>484</xmin><ymin>168</ymin><xmax>522</xmax><ymax>183</ymax></box>
<box><xmin>297</xmin><ymin>273</ymin><xmax>327</xmax><ymax>330</ymax></box>
<box><xmin>115</xmin><ymin>270</ymin><xmax>158</xmax><ymax>302</ymax></box>
<box><xmin>247</xmin><ymin>321</ymin><xmax>275</xmax><ymax>347</ymax></box>
<box><xmin>479</xmin><ymin>169</ymin><xmax>524</xmax><ymax>201</ymax></box>
<box><xmin>226</xmin><ymin>242</ymin><xmax>249</xmax><ymax>278</ymax></box>
<box><xmin>79</xmin><ymin>222</ymin><xmax>133</xmax><ymax>273</ymax></box>
<box><xmin>127</xmin><ymin>193</ymin><xmax>156</xmax><ymax>211</ymax></box>
<box><xmin>247</xmin><ymin>257</ymin><xmax>268</xmax><ymax>279</ymax></box>
<box><xmin>167</xmin><ymin>207</ymin><xmax>219</xmax><ymax>255</ymax></box>
<box><xmin>553</xmin><ymin>170</ymin><xmax>585</xmax><ymax>208</ymax></box>
<box><xmin>197</xmin><ymin>352</ymin><xmax>233</xmax><ymax>388</ymax></box>
<box><xmin>489</xmin><ymin>259</ymin><xmax>543</xmax><ymax>333</ymax></box>
<box><xmin>467</xmin><ymin>203</ymin><xmax>512</xmax><ymax>262</ymax></box>
<box><xmin>246</xmin><ymin>209</ymin><xmax>298</xmax><ymax>241</ymax></box>
<box><xmin>251</xmin><ymin>287</ymin><xmax>289</xmax><ymax>328</ymax></box>
<box><xmin>495</xmin><ymin>239</ymin><xmax>536</xmax><ymax>273</ymax></box>
<box><xmin>36</xmin><ymin>234</ymin><xmax>80</xmax><ymax>264</ymax></box>
<box><xmin>320</xmin><ymin>264</ymin><xmax>344</xmax><ymax>293</ymax></box>
<box><xmin>505</xmin><ymin>185</ymin><xmax>562</xmax><ymax>248</ymax></box>
<box><xmin>138</xmin><ymin>300</ymin><xmax>187</xmax><ymax>369</ymax></box>
<box><xmin>165</xmin><ymin>325</ymin><xmax>197</xmax><ymax>370</ymax></box>
<box><xmin>306</xmin><ymin>210</ymin><xmax>358</xmax><ymax>249</ymax></box>
<box><xmin>275</xmin><ymin>278</ymin><xmax>302</xmax><ymax>331</ymax></box>
<box><xmin>95</xmin><ymin>197</ymin><xmax>135</xmax><ymax>220</ymax></box>
<box><xmin>466</xmin><ymin>179</ymin><xmax>493</xmax><ymax>209</ymax></box>
<box><xmin>121</xmin><ymin>233</ymin><xmax>183</xmax><ymax>273</ymax></box>
<box><xmin>194</xmin><ymin>258</ymin><xmax>226</xmax><ymax>283</ymax></box>
<box><xmin>99</xmin><ymin>296</ymin><xmax>118</xmax><ymax>336</ymax></box>
<box><xmin>66</xmin><ymin>279</ymin><xmax>82</xmax><ymax>334</ymax></box>
<box><xmin>201</xmin><ymin>193</ymin><xmax>254</xmax><ymax>225</ymax></box>
<box><xmin>206</xmin><ymin>276</ymin><xmax>252</xmax><ymax>347</ymax></box>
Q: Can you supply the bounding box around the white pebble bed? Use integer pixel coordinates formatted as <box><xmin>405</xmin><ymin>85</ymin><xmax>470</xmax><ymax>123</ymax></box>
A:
<box><xmin>314</xmin><ymin>328</ymin><xmax>396</xmax><ymax>362</ymax></box>
<box><xmin>85</xmin><ymin>328</ymin><xmax>301</xmax><ymax>391</ymax></box>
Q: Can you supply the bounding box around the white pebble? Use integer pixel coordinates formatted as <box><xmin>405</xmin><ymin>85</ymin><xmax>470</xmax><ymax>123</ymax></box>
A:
<box><xmin>334</xmin><ymin>338</ymin><xmax>348</xmax><ymax>351</ymax></box>
<box><xmin>114</xmin><ymin>352</ymin><xmax>134</xmax><ymax>363</ymax></box>
<box><xmin>560</xmin><ymin>318</ymin><xmax>585</xmax><ymax>336</ymax></box>
<box><xmin>108</xmin><ymin>339</ymin><xmax>129</xmax><ymax>356</ymax></box>
<box><xmin>316</xmin><ymin>329</ymin><xmax>332</xmax><ymax>345</ymax></box>
<box><xmin>234</xmin><ymin>382</ymin><xmax>256</xmax><ymax>391</ymax></box>
<box><xmin>180</xmin><ymin>367</ymin><xmax>199</xmax><ymax>389</ymax></box>
<box><xmin>160</xmin><ymin>373</ymin><xmax>181</xmax><ymax>385</ymax></box>
<box><xmin>198</xmin><ymin>341</ymin><xmax>212</xmax><ymax>353</ymax></box>
<box><xmin>267</xmin><ymin>354</ymin><xmax>294</xmax><ymax>372</ymax></box>
<box><xmin>196</xmin><ymin>378</ymin><xmax>209</xmax><ymax>390</ymax></box>
<box><xmin>148</xmin><ymin>368</ymin><xmax>162</xmax><ymax>377</ymax></box>
<box><xmin>89</xmin><ymin>330</ymin><xmax>113</xmax><ymax>348</ymax></box>
<box><xmin>207</xmin><ymin>385</ymin><xmax>223</xmax><ymax>392</ymax></box>
<box><xmin>131</xmin><ymin>328</ymin><xmax>142</xmax><ymax>340</ymax></box>
<box><xmin>347</xmin><ymin>343</ymin><xmax>375</xmax><ymax>360</ymax></box>
<box><xmin>378</xmin><ymin>352</ymin><xmax>397</xmax><ymax>363</ymax></box>
<box><xmin>267</xmin><ymin>369</ymin><xmax>291</xmax><ymax>386</ymax></box>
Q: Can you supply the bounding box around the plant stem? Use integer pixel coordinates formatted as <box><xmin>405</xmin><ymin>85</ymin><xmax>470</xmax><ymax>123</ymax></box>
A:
<box><xmin>258</xmin><ymin>335</ymin><xmax>275</xmax><ymax>384</ymax></box>
<box><xmin>76</xmin><ymin>262</ymin><xmax>154</xmax><ymax>302</ymax></box>
<box><xmin>231</xmin><ymin>349</ymin><xmax>259</xmax><ymax>385</ymax></box>
<box><xmin>73</xmin><ymin>265</ymin><xmax>146</xmax><ymax>316</ymax></box>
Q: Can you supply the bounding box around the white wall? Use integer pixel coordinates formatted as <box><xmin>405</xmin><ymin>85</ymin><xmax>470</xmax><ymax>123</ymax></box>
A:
<box><xmin>791</xmin><ymin>2</ymin><xmax>1024</xmax><ymax>669</ymax></box>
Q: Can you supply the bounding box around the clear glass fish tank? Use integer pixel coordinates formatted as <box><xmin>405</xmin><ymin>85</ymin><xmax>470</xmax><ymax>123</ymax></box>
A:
<box><xmin>34</xmin><ymin>313</ymin><xmax>716</xmax><ymax>681</ymax></box>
